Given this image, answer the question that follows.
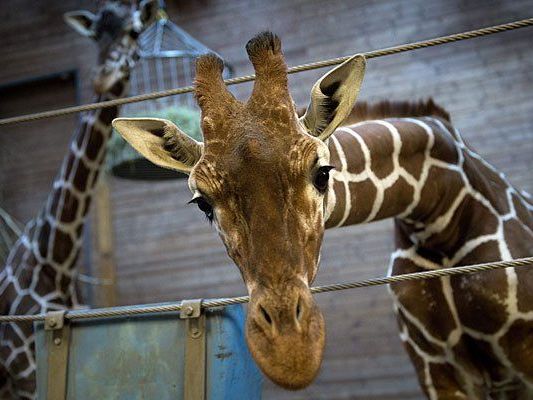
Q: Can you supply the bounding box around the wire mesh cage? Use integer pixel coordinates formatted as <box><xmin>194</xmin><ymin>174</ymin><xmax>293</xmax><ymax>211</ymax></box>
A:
<box><xmin>108</xmin><ymin>8</ymin><xmax>233</xmax><ymax>180</ymax></box>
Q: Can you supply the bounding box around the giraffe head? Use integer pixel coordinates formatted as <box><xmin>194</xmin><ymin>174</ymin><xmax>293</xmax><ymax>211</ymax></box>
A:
<box><xmin>64</xmin><ymin>0</ymin><xmax>158</xmax><ymax>94</ymax></box>
<box><xmin>113</xmin><ymin>32</ymin><xmax>365</xmax><ymax>389</ymax></box>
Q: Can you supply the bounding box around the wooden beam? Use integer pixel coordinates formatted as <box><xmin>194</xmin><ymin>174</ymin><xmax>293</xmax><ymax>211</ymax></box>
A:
<box><xmin>93</xmin><ymin>174</ymin><xmax>117</xmax><ymax>307</ymax></box>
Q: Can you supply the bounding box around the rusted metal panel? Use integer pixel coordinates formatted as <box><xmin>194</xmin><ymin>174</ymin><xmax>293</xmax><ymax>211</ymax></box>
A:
<box><xmin>35</xmin><ymin>304</ymin><xmax>262</xmax><ymax>399</ymax></box>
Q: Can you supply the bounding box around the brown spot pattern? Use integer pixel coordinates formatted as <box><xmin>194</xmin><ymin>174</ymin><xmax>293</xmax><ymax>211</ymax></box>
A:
<box><xmin>99</xmin><ymin>106</ymin><xmax>117</xmax><ymax>125</ymax></box>
<box><xmin>402</xmin><ymin>341</ymin><xmax>430</xmax><ymax>395</ymax></box>
<box><xmin>398</xmin><ymin>309</ymin><xmax>442</xmax><ymax>356</ymax></box>
<box><xmin>398</xmin><ymin>122</ymin><xmax>428</xmax><ymax>180</ymax></box>
<box><xmin>516</xmin><ymin>264</ymin><xmax>533</xmax><ymax>313</ymax></box>
<box><xmin>73</xmin><ymin>160</ymin><xmax>90</xmax><ymax>191</ymax></box>
<box><xmin>503</xmin><ymin>219</ymin><xmax>533</xmax><ymax>259</ymax></box>
<box><xmin>427</xmin><ymin>362</ymin><xmax>468</xmax><ymax>396</ymax></box>
<box><xmin>324</xmin><ymin>180</ymin><xmax>346</xmax><ymax>228</ymax></box>
<box><xmin>464</xmin><ymin>157</ymin><xmax>510</xmax><ymax>215</ymax></box>
<box><xmin>86</xmin><ymin>129</ymin><xmax>104</xmax><ymax>161</ymax></box>
<box><xmin>451</xmin><ymin>242</ymin><xmax>508</xmax><ymax>334</ymax></box>
<box><xmin>512</xmin><ymin>193</ymin><xmax>533</xmax><ymax>231</ymax></box>
<box><xmin>334</xmin><ymin>130</ymin><xmax>365</xmax><ymax>175</ymax></box>
<box><xmin>422</xmin><ymin>193</ymin><xmax>499</xmax><ymax>257</ymax></box>
<box><xmin>409</xmin><ymin>166</ymin><xmax>460</xmax><ymax>223</ymax></box>
<box><xmin>456</xmin><ymin>335</ymin><xmax>506</xmax><ymax>384</ymax></box>
<box><xmin>345</xmin><ymin>179</ymin><xmax>377</xmax><ymax>225</ymax></box>
<box><xmin>364</xmin><ymin>123</ymin><xmax>395</xmax><ymax>179</ymax></box>
<box><xmin>391</xmin><ymin>258</ymin><xmax>457</xmax><ymax>341</ymax></box>
<box><xmin>37</xmin><ymin>221</ymin><xmax>51</xmax><ymax>259</ymax></box>
<box><xmin>499</xmin><ymin>319</ymin><xmax>533</xmax><ymax>379</ymax></box>
<box><xmin>59</xmin><ymin>190</ymin><xmax>79</xmax><ymax>223</ymax></box>
<box><xmin>375</xmin><ymin>176</ymin><xmax>414</xmax><ymax>220</ymax></box>
<box><xmin>52</xmin><ymin>229</ymin><xmax>74</xmax><ymax>264</ymax></box>
<box><xmin>428</xmin><ymin>121</ymin><xmax>459</xmax><ymax>165</ymax></box>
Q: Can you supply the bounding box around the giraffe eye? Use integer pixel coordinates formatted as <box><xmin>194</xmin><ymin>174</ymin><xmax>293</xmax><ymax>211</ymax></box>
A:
<box><xmin>189</xmin><ymin>196</ymin><xmax>214</xmax><ymax>222</ymax></box>
<box><xmin>313</xmin><ymin>166</ymin><xmax>334</xmax><ymax>193</ymax></box>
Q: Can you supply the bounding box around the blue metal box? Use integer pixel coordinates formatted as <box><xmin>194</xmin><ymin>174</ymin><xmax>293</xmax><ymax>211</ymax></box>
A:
<box><xmin>35</xmin><ymin>304</ymin><xmax>263</xmax><ymax>399</ymax></box>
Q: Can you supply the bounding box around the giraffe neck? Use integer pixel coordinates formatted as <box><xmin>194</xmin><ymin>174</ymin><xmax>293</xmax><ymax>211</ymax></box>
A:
<box><xmin>325</xmin><ymin>116</ymin><xmax>533</xmax><ymax>263</ymax></box>
<box><xmin>30</xmin><ymin>79</ymin><xmax>128</xmax><ymax>278</ymax></box>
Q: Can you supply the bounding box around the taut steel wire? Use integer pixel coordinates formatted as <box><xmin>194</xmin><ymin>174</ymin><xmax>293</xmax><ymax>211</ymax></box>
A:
<box><xmin>0</xmin><ymin>257</ymin><xmax>531</xmax><ymax>323</ymax></box>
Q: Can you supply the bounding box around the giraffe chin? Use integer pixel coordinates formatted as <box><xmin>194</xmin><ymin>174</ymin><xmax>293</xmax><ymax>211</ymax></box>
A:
<box><xmin>245</xmin><ymin>292</ymin><xmax>326</xmax><ymax>390</ymax></box>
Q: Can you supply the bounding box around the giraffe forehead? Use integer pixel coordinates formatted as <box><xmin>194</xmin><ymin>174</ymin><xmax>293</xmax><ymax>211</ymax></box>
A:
<box><xmin>191</xmin><ymin>136</ymin><xmax>322</xmax><ymax>198</ymax></box>
<box><xmin>97</xmin><ymin>3</ymin><xmax>133</xmax><ymax>28</ymax></box>
<box><xmin>201</xmin><ymin>98</ymin><xmax>300</xmax><ymax>142</ymax></box>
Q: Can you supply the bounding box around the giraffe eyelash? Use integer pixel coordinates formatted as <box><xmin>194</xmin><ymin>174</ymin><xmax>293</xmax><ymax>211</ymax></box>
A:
<box><xmin>188</xmin><ymin>195</ymin><xmax>214</xmax><ymax>224</ymax></box>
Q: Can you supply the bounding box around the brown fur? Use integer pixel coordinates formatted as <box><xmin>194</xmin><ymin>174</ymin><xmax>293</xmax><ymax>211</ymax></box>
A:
<box><xmin>194</xmin><ymin>54</ymin><xmax>232</xmax><ymax>108</ymax></box>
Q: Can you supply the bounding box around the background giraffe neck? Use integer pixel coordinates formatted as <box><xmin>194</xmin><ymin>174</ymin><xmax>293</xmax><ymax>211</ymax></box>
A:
<box><xmin>324</xmin><ymin>117</ymin><xmax>533</xmax><ymax>260</ymax></box>
<box><xmin>29</xmin><ymin>79</ymin><xmax>128</xmax><ymax>274</ymax></box>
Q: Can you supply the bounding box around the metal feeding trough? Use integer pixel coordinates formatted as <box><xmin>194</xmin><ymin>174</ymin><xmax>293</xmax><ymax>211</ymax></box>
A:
<box><xmin>107</xmin><ymin>7</ymin><xmax>232</xmax><ymax>180</ymax></box>
<box><xmin>35</xmin><ymin>303</ymin><xmax>263</xmax><ymax>399</ymax></box>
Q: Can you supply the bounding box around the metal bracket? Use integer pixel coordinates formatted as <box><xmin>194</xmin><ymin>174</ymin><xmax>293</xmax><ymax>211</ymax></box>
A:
<box><xmin>180</xmin><ymin>299</ymin><xmax>206</xmax><ymax>400</ymax></box>
<box><xmin>44</xmin><ymin>311</ymin><xmax>70</xmax><ymax>400</ymax></box>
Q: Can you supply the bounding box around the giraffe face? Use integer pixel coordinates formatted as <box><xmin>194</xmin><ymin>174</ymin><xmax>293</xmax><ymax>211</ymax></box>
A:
<box><xmin>112</xmin><ymin>32</ymin><xmax>365</xmax><ymax>389</ymax></box>
<box><xmin>64</xmin><ymin>0</ymin><xmax>158</xmax><ymax>94</ymax></box>
<box><xmin>187</xmin><ymin>106</ymin><xmax>331</xmax><ymax>389</ymax></box>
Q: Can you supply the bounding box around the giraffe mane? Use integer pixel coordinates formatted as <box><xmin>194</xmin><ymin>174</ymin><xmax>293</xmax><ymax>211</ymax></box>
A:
<box><xmin>342</xmin><ymin>98</ymin><xmax>451</xmax><ymax>125</ymax></box>
<box><xmin>297</xmin><ymin>99</ymin><xmax>450</xmax><ymax>124</ymax></box>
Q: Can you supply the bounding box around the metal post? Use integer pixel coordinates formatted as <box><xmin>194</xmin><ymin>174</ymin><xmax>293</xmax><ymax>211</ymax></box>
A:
<box><xmin>180</xmin><ymin>299</ymin><xmax>206</xmax><ymax>400</ymax></box>
<box><xmin>44</xmin><ymin>310</ymin><xmax>71</xmax><ymax>400</ymax></box>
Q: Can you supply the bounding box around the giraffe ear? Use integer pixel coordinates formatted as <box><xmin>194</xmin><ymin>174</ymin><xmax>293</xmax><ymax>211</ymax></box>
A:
<box><xmin>112</xmin><ymin>118</ymin><xmax>203</xmax><ymax>174</ymax></box>
<box><xmin>64</xmin><ymin>10</ymin><xmax>96</xmax><ymax>38</ymax></box>
<box><xmin>300</xmin><ymin>54</ymin><xmax>366</xmax><ymax>141</ymax></box>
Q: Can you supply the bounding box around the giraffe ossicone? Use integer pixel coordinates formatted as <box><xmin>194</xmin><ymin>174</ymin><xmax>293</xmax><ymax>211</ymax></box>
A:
<box><xmin>116</xmin><ymin>31</ymin><xmax>533</xmax><ymax>398</ymax></box>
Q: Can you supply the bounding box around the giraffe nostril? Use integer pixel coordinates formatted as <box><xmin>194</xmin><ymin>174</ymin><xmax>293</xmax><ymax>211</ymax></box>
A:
<box><xmin>296</xmin><ymin>297</ymin><xmax>303</xmax><ymax>321</ymax></box>
<box><xmin>259</xmin><ymin>305</ymin><xmax>273</xmax><ymax>326</ymax></box>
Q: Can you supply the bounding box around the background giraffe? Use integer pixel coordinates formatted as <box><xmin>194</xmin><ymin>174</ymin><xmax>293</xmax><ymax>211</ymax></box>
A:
<box><xmin>0</xmin><ymin>1</ymin><xmax>157</xmax><ymax>398</ymax></box>
<box><xmin>113</xmin><ymin>32</ymin><xmax>533</xmax><ymax>398</ymax></box>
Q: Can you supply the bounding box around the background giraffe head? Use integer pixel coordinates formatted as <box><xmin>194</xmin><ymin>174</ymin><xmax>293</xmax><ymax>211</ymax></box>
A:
<box><xmin>113</xmin><ymin>32</ymin><xmax>365</xmax><ymax>389</ymax></box>
<box><xmin>64</xmin><ymin>0</ymin><xmax>158</xmax><ymax>94</ymax></box>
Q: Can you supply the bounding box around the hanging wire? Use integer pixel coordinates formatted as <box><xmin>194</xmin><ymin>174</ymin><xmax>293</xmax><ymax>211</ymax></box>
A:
<box><xmin>0</xmin><ymin>17</ymin><xmax>532</xmax><ymax>125</ymax></box>
<box><xmin>1</xmin><ymin>256</ymin><xmax>531</xmax><ymax>323</ymax></box>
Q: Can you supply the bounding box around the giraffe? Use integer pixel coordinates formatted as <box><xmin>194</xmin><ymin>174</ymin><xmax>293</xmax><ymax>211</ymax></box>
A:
<box><xmin>0</xmin><ymin>1</ymin><xmax>157</xmax><ymax>398</ymax></box>
<box><xmin>113</xmin><ymin>32</ymin><xmax>533</xmax><ymax>398</ymax></box>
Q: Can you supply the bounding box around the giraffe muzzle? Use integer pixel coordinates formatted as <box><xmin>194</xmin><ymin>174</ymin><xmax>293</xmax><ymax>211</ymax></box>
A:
<box><xmin>245</xmin><ymin>284</ymin><xmax>326</xmax><ymax>390</ymax></box>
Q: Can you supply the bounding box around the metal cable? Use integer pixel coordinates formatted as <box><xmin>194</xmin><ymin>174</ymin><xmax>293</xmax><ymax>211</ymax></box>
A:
<box><xmin>1</xmin><ymin>18</ymin><xmax>532</xmax><ymax>126</ymax></box>
<box><xmin>1</xmin><ymin>256</ymin><xmax>531</xmax><ymax>323</ymax></box>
